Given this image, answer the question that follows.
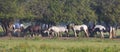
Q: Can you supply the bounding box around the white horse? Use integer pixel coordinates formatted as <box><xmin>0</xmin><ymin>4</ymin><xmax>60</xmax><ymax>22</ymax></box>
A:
<box><xmin>67</xmin><ymin>24</ymin><xmax>89</xmax><ymax>37</ymax></box>
<box><xmin>93</xmin><ymin>25</ymin><xmax>116</xmax><ymax>39</ymax></box>
<box><xmin>44</xmin><ymin>26</ymin><xmax>68</xmax><ymax>37</ymax></box>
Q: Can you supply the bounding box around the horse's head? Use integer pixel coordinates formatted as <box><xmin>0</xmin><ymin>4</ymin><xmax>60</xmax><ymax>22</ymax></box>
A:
<box><xmin>43</xmin><ymin>30</ymin><xmax>49</xmax><ymax>33</ymax></box>
<box><xmin>43</xmin><ymin>28</ymin><xmax>53</xmax><ymax>36</ymax></box>
<box><xmin>43</xmin><ymin>26</ymin><xmax>52</xmax><ymax>33</ymax></box>
<box><xmin>88</xmin><ymin>24</ymin><xmax>95</xmax><ymax>30</ymax></box>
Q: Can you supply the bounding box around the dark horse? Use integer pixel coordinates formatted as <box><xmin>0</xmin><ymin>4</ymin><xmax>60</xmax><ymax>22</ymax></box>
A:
<box><xmin>88</xmin><ymin>23</ymin><xmax>116</xmax><ymax>39</ymax></box>
<box><xmin>23</xmin><ymin>24</ymin><xmax>42</xmax><ymax>37</ymax></box>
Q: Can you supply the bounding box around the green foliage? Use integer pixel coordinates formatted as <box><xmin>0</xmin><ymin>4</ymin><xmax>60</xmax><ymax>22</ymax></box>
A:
<box><xmin>91</xmin><ymin>0</ymin><xmax>120</xmax><ymax>24</ymax></box>
<box><xmin>0</xmin><ymin>0</ymin><xmax>120</xmax><ymax>24</ymax></box>
<box><xmin>0</xmin><ymin>0</ymin><xmax>34</xmax><ymax>19</ymax></box>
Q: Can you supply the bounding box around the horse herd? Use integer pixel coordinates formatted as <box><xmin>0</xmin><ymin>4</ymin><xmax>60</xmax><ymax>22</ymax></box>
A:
<box><xmin>9</xmin><ymin>23</ymin><xmax>119</xmax><ymax>39</ymax></box>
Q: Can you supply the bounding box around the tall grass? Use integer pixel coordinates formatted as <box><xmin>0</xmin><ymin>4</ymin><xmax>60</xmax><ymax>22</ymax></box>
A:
<box><xmin>0</xmin><ymin>38</ymin><xmax>120</xmax><ymax>52</ymax></box>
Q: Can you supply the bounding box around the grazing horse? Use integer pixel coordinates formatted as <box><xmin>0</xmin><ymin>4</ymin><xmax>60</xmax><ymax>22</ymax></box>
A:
<box><xmin>92</xmin><ymin>25</ymin><xmax>107</xmax><ymax>38</ymax></box>
<box><xmin>92</xmin><ymin>25</ymin><xmax>116</xmax><ymax>39</ymax></box>
<box><xmin>23</xmin><ymin>24</ymin><xmax>41</xmax><ymax>37</ymax></box>
<box><xmin>67</xmin><ymin>24</ymin><xmax>89</xmax><ymax>37</ymax></box>
<box><xmin>44</xmin><ymin>26</ymin><xmax>68</xmax><ymax>37</ymax></box>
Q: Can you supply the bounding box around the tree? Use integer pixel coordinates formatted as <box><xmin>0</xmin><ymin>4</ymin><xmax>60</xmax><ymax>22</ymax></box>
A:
<box><xmin>0</xmin><ymin>0</ymin><xmax>120</xmax><ymax>36</ymax></box>
<box><xmin>0</xmin><ymin>0</ymin><xmax>34</xmax><ymax>36</ymax></box>
<box><xmin>91</xmin><ymin>0</ymin><xmax>120</xmax><ymax>25</ymax></box>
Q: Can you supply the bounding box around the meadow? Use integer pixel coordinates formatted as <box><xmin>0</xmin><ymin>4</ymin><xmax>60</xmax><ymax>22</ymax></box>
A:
<box><xmin>0</xmin><ymin>27</ymin><xmax>120</xmax><ymax>52</ymax></box>
<box><xmin>0</xmin><ymin>37</ymin><xmax>120</xmax><ymax>52</ymax></box>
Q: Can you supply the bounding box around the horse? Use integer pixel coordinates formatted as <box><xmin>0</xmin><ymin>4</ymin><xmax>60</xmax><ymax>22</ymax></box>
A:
<box><xmin>92</xmin><ymin>25</ymin><xmax>107</xmax><ymax>38</ymax></box>
<box><xmin>23</xmin><ymin>24</ymin><xmax>42</xmax><ymax>37</ymax></box>
<box><xmin>44</xmin><ymin>26</ymin><xmax>68</xmax><ymax>37</ymax></box>
<box><xmin>67</xmin><ymin>24</ymin><xmax>89</xmax><ymax>37</ymax></box>
<box><xmin>91</xmin><ymin>25</ymin><xmax>116</xmax><ymax>39</ymax></box>
<box><xmin>13</xmin><ymin>23</ymin><xmax>25</xmax><ymax>37</ymax></box>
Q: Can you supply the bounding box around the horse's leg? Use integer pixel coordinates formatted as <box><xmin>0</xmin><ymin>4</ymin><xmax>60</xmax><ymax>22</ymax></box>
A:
<box><xmin>74</xmin><ymin>30</ymin><xmax>77</xmax><ymax>37</ymax></box>
<box><xmin>35</xmin><ymin>31</ymin><xmax>38</xmax><ymax>37</ymax></box>
<box><xmin>34</xmin><ymin>30</ymin><xmax>37</xmax><ymax>37</ymax></box>
<box><xmin>100</xmin><ymin>31</ymin><xmax>104</xmax><ymax>38</ymax></box>
<box><xmin>113</xmin><ymin>28</ymin><xmax>116</xmax><ymax>38</ymax></box>
<box><xmin>29</xmin><ymin>30</ymin><xmax>31</xmax><ymax>37</ymax></box>
<box><xmin>38</xmin><ymin>30</ymin><xmax>42</xmax><ymax>37</ymax></box>
<box><xmin>33</xmin><ymin>30</ymin><xmax>37</xmax><ymax>37</ymax></box>
<box><xmin>55</xmin><ymin>32</ymin><xmax>57</xmax><ymax>37</ymax></box>
<box><xmin>30</xmin><ymin>31</ymin><xmax>33</xmax><ymax>37</ymax></box>
<box><xmin>67</xmin><ymin>32</ymin><xmax>69</xmax><ymax>37</ymax></box>
<box><xmin>59</xmin><ymin>32</ymin><xmax>62</xmax><ymax>37</ymax></box>
<box><xmin>109</xmin><ymin>27</ymin><xmax>113</xmax><ymax>39</ymax></box>
<box><xmin>30</xmin><ymin>32</ymin><xmax>32</xmax><ymax>37</ymax></box>
<box><xmin>31</xmin><ymin>33</ymin><xmax>34</xmax><ymax>37</ymax></box>
<box><xmin>48</xmin><ymin>31</ymin><xmax>52</xmax><ymax>37</ymax></box>
<box><xmin>58</xmin><ymin>32</ymin><xmax>62</xmax><ymax>37</ymax></box>
<box><xmin>47</xmin><ymin>31</ymin><xmax>50</xmax><ymax>37</ymax></box>
<box><xmin>31</xmin><ymin>31</ymin><xmax>34</xmax><ymax>37</ymax></box>
<box><xmin>18</xmin><ymin>29</ymin><xmax>21</xmax><ymax>37</ymax></box>
<box><xmin>36</xmin><ymin>30</ymin><xmax>39</xmax><ymax>37</ymax></box>
<box><xmin>84</xmin><ymin>30</ymin><xmax>89</xmax><ymax>38</ymax></box>
<box><xmin>57</xmin><ymin>32</ymin><xmax>59</xmax><ymax>37</ymax></box>
<box><xmin>110</xmin><ymin>29</ymin><xmax>116</xmax><ymax>39</ymax></box>
<box><xmin>109</xmin><ymin>31</ymin><xmax>112</xmax><ymax>39</ymax></box>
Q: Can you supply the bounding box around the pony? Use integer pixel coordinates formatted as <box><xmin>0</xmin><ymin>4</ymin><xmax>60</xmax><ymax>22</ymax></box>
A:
<box><xmin>44</xmin><ymin>26</ymin><xmax>68</xmax><ymax>37</ymax></box>
<box><xmin>91</xmin><ymin>25</ymin><xmax>116</xmax><ymax>39</ymax></box>
<box><xmin>67</xmin><ymin>24</ymin><xmax>89</xmax><ymax>37</ymax></box>
<box><xmin>23</xmin><ymin>24</ymin><xmax>41</xmax><ymax>37</ymax></box>
<box><xmin>92</xmin><ymin>25</ymin><xmax>107</xmax><ymax>38</ymax></box>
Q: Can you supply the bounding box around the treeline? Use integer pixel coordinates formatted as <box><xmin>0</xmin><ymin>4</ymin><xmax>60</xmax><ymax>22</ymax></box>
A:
<box><xmin>0</xmin><ymin>0</ymin><xmax>120</xmax><ymax>25</ymax></box>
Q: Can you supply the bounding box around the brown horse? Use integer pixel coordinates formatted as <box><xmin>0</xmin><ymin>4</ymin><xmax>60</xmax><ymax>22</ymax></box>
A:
<box><xmin>23</xmin><ymin>24</ymin><xmax>41</xmax><ymax>37</ymax></box>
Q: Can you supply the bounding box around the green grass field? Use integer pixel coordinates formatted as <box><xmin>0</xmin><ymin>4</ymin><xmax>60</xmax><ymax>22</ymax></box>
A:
<box><xmin>0</xmin><ymin>37</ymin><xmax>120</xmax><ymax>52</ymax></box>
<box><xmin>0</xmin><ymin>27</ymin><xmax>120</xmax><ymax>52</ymax></box>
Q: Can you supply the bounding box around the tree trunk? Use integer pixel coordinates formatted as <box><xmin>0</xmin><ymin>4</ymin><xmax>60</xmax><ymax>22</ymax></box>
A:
<box><xmin>1</xmin><ymin>19</ymin><xmax>14</xmax><ymax>37</ymax></box>
<box><xmin>1</xmin><ymin>23</ymin><xmax>7</xmax><ymax>36</ymax></box>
